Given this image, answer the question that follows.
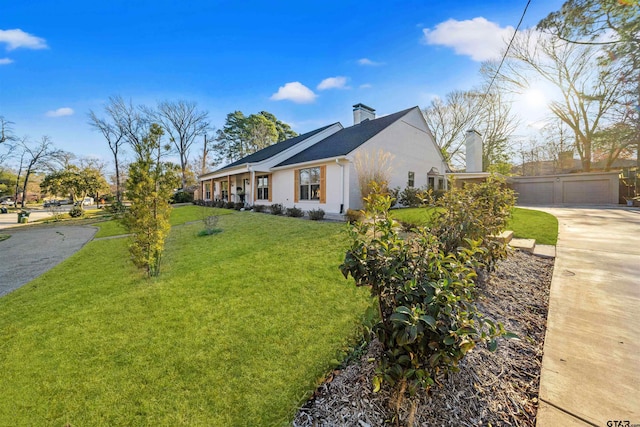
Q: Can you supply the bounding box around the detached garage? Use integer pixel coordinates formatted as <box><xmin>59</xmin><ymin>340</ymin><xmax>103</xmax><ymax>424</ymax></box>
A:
<box><xmin>510</xmin><ymin>171</ymin><xmax>620</xmax><ymax>205</ymax></box>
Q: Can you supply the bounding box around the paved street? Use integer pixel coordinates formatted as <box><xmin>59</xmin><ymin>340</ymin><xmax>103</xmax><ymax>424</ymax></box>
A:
<box><xmin>0</xmin><ymin>225</ymin><xmax>97</xmax><ymax>297</ymax></box>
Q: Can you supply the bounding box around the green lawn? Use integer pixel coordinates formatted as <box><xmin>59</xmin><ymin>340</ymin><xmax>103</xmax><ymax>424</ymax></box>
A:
<box><xmin>506</xmin><ymin>207</ymin><xmax>558</xmax><ymax>245</ymax></box>
<box><xmin>389</xmin><ymin>206</ymin><xmax>440</xmax><ymax>227</ymax></box>
<box><xmin>391</xmin><ymin>206</ymin><xmax>558</xmax><ymax>245</ymax></box>
<box><xmin>93</xmin><ymin>205</ymin><xmax>235</xmax><ymax>238</ymax></box>
<box><xmin>0</xmin><ymin>208</ymin><xmax>370</xmax><ymax>426</ymax></box>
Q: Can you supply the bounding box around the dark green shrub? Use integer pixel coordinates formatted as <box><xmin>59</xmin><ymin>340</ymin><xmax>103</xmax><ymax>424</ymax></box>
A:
<box><xmin>269</xmin><ymin>203</ymin><xmax>283</xmax><ymax>215</ymax></box>
<box><xmin>430</xmin><ymin>175</ymin><xmax>515</xmax><ymax>270</ymax></box>
<box><xmin>107</xmin><ymin>201</ymin><xmax>126</xmax><ymax>214</ymax></box>
<box><xmin>340</xmin><ymin>190</ymin><xmax>513</xmax><ymax>411</ymax></box>
<box><xmin>233</xmin><ymin>202</ymin><xmax>244</xmax><ymax>211</ymax></box>
<box><xmin>286</xmin><ymin>206</ymin><xmax>304</xmax><ymax>217</ymax></box>
<box><xmin>389</xmin><ymin>187</ymin><xmax>400</xmax><ymax>207</ymax></box>
<box><xmin>345</xmin><ymin>208</ymin><xmax>364</xmax><ymax>224</ymax></box>
<box><xmin>253</xmin><ymin>204</ymin><xmax>266</xmax><ymax>213</ymax></box>
<box><xmin>171</xmin><ymin>191</ymin><xmax>194</xmax><ymax>204</ymax></box>
<box><xmin>398</xmin><ymin>186</ymin><xmax>426</xmax><ymax>207</ymax></box>
<box><xmin>308</xmin><ymin>208</ymin><xmax>325</xmax><ymax>221</ymax></box>
<box><xmin>223</xmin><ymin>201</ymin><xmax>235</xmax><ymax>209</ymax></box>
<box><xmin>68</xmin><ymin>206</ymin><xmax>83</xmax><ymax>218</ymax></box>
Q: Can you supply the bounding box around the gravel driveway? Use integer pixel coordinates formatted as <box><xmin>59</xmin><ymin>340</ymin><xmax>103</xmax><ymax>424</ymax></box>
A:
<box><xmin>0</xmin><ymin>225</ymin><xmax>97</xmax><ymax>297</ymax></box>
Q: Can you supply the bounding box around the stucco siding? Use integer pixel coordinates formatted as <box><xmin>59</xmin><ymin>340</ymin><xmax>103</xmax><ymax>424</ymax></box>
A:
<box><xmin>268</xmin><ymin>162</ymin><xmax>349</xmax><ymax>213</ymax></box>
<box><xmin>349</xmin><ymin>108</ymin><xmax>447</xmax><ymax>195</ymax></box>
<box><xmin>347</xmin><ymin>162</ymin><xmax>363</xmax><ymax>211</ymax></box>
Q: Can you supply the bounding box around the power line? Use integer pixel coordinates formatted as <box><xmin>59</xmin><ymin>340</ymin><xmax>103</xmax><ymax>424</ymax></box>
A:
<box><xmin>474</xmin><ymin>0</ymin><xmax>532</xmax><ymax>115</ymax></box>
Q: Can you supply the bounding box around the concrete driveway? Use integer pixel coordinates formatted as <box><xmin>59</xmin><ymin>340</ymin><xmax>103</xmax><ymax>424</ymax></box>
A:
<box><xmin>532</xmin><ymin>207</ymin><xmax>640</xmax><ymax>426</ymax></box>
<box><xmin>0</xmin><ymin>225</ymin><xmax>97</xmax><ymax>297</ymax></box>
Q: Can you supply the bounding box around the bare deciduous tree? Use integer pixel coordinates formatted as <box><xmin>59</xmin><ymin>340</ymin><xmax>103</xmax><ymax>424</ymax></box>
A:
<box><xmin>423</xmin><ymin>88</ymin><xmax>519</xmax><ymax>170</ymax></box>
<box><xmin>191</xmin><ymin>133</ymin><xmax>217</xmax><ymax>177</ymax></box>
<box><xmin>495</xmin><ymin>29</ymin><xmax>626</xmax><ymax>171</ymax></box>
<box><xmin>0</xmin><ymin>116</ymin><xmax>16</xmax><ymax>145</ymax></box>
<box><xmin>147</xmin><ymin>100</ymin><xmax>210</xmax><ymax>189</ymax></box>
<box><xmin>105</xmin><ymin>96</ymin><xmax>150</xmax><ymax>157</ymax></box>
<box><xmin>88</xmin><ymin>103</ymin><xmax>126</xmax><ymax>202</ymax></box>
<box><xmin>538</xmin><ymin>0</ymin><xmax>640</xmax><ymax>167</ymax></box>
<box><xmin>0</xmin><ymin>116</ymin><xmax>17</xmax><ymax>169</ymax></box>
<box><xmin>14</xmin><ymin>136</ymin><xmax>61</xmax><ymax>207</ymax></box>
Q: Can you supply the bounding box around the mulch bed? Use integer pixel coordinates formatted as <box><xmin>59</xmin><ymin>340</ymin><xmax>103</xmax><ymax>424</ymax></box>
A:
<box><xmin>294</xmin><ymin>250</ymin><xmax>554</xmax><ymax>426</ymax></box>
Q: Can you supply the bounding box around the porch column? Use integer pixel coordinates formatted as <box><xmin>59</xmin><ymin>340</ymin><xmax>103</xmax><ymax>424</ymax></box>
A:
<box><xmin>250</xmin><ymin>170</ymin><xmax>255</xmax><ymax>204</ymax></box>
<box><xmin>209</xmin><ymin>178</ymin><xmax>216</xmax><ymax>200</ymax></box>
<box><xmin>227</xmin><ymin>175</ymin><xmax>231</xmax><ymax>202</ymax></box>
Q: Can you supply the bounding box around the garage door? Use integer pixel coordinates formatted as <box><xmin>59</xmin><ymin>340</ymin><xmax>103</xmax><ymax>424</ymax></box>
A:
<box><xmin>514</xmin><ymin>181</ymin><xmax>554</xmax><ymax>205</ymax></box>
<box><xmin>563</xmin><ymin>179</ymin><xmax>610</xmax><ymax>204</ymax></box>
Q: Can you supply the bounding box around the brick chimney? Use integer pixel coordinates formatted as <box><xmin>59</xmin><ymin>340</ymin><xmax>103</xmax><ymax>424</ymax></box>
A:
<box><xmin>353</xmin><ymin>103</ymin><xmax>375</xmax><ymax>125</ymax></box>
<box><xmin>465</xmin><ymin>129</ymin><xmax>483</xmax><ymax>173</ymax></box>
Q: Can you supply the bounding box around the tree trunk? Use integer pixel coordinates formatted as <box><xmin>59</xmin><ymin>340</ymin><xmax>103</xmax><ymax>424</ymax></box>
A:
<box><xmin>20</xmin><ymin>170</ymin><xmax>31</xmax><ymax>208</ymax></box>
<box><xmin>114</xmin><ymin>156</ymin><xmax>122</xmax><ymax>203</ymax></box>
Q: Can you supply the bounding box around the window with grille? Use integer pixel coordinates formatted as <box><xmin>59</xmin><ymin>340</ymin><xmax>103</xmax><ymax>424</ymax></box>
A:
<box><xmin>257</xmin><ymin>175</ymin><xmax>269</xmax><ymax>200</ymax></box>
<box><xmin>299</xmin><ymin>167</ymin><xmax>321</xmax><ymax>200</ymax></box>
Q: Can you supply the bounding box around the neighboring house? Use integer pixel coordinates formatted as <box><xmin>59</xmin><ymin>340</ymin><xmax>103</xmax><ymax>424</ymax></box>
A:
<box><xmin>198</xmin><ymin>104</ymin><xmax>449</xmax><ymax>214</ymax></box>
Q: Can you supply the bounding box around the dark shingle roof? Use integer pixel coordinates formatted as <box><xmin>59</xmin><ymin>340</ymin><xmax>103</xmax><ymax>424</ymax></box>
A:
<box><xmin>216</xmin><ymin>123</ymin><xmax>337</xmax><ymax>172</ymax></box>
<box><xmin>275</xmin><ymin>107</ymin><xmax>416</xmax><ymax>167</ymax></box>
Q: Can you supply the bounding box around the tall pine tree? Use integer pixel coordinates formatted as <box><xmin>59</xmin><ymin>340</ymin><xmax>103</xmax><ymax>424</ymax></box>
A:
<box><xmin>124</xmin><ymin>123</ymin><xmax>179</xmax><ymax>277</ymax></box>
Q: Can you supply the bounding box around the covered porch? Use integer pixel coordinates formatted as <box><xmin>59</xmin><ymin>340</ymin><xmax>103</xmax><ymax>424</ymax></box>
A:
<box><xmin>199</xmin><ymin>168</ymin><xmax>272</xmax><ymax>206</ymax></box>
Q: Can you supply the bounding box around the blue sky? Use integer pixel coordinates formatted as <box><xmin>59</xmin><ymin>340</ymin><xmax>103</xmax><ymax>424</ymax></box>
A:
<box><xmin>1</xmin><ymin>0</ymin><xmax>564</xmax><ymax>165</ymax></box>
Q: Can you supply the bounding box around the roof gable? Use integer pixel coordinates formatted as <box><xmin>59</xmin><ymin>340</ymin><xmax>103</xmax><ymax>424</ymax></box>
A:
<box><xmin>275</xmin><ymin>107</ymin><xmax>416</xmax><ymax>167</ymax></box>
<box><xmin>216</xmin><ymin>123</ymin><xmax>336</xmax><ymax>172</ymax></box>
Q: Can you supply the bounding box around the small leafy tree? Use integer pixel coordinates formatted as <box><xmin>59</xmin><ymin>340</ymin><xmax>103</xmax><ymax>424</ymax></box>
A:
<box><xmin>40</xmin><ymin>164</ymin><xmax>109</xmax><ymax>208</ymax></box>
<box><xmin>124</xmin><ymin>123</ymin><xmax>179</xmax><ymax>277</ymax></box>
<box><xmin>199</xmin><ymin>214</ymin><xmax>221</xmax><ymax>237</ymax></box>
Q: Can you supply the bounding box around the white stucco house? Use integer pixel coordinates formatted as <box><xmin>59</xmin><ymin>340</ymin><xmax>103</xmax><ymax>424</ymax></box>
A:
<box><xmin>197</xmin><ymin>104</ymin><xmax>449</xmax><ymax>214</ymax></box>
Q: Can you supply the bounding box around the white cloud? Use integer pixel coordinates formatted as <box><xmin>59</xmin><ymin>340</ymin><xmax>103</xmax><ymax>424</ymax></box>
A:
<box><xmin>358</xmin><ymin>58</ymin><xmax>384</xmax><ymax>66</ymax></box>
<box><xmin>359</xmin><ymin>83</ymin><xmax>372</xmax><ymax>89</ymax></box>
<box><xmin>0</xmin><ymin>29</ymin><xmax>48</xmax><ymax>51</ymax></box>
<box><xmin>422</xmin><ymin>17</ymin><xmax>514</xmax><ymax>62</ymax></box>
<box><xmin>0</xmin><ymin>58</ymin><xmax>13</xmax><ymax>65</ymax></box>
<box><xmin>270</xmin><ymin>82</ymin><xmax>317</xmax><ymax>104</ymax></box>
<box><xmin>317</xmin><ymin>76</ymin><xmax>349</xmax><ymax>90</ymax></box>
<box><xmin>45</xmin><ymin>107</ymin><xmax>74</xmax><ymax>117</ymax></box>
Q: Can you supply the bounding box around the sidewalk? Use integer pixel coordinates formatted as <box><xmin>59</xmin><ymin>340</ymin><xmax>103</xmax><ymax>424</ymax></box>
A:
<box><xmin>532</xmin><ymin>207</ymin><xmax>640</xmax><ymax>426</ymax></box>
<box><xmin>0</xmin><ymin>209</ymin><xmax>57</xmax><ymax>230</ymax></box>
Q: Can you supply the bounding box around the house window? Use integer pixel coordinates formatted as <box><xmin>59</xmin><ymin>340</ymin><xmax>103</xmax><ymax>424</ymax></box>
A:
<box><xmin>428</xmin><ymin>176</ymin><xmax>437</xmax><ymax>190</ymax></box>
<box><xmin>408</xmin><ymin>171</ymin><xmax>415</xmax><ymax>187</ymax></box>
<box><xmin>299</xmin><ymin>167</ymin><xmax>321</xmax><ymax>200</ymax></box>
<box><xmin>427</xmin><ymin>167</ymin><xmax>441</xmax><ymax>191</ymax></box>
<box><xmin>221</xmin><ymin>181</ymin><xmax>228</xmax><ymax>201</ymax></box>
<box><xmin>257</xmin><ymin>175</ymin><xmax>269</xmax><ymax>200</ymax></box>
<box><xmin>205</xmin><ymin>182</ymin><xmax>211</xmax><ymax>200</ymax></box>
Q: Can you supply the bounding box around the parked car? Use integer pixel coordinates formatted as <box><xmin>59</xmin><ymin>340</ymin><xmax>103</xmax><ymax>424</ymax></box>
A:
<box><xmin>43</xmin><ymin>199</ymin><xmax>61</xmax><ymax>207</ymax></box>
<box><xmin>0</xmin><ymin>197</ymin><xmax>16</xmax><ymax>207</ymax></box>
<box><xmin>58</xmin><ymin>199</ymin><xmax>71</xmax><ymax>205</ymax></box>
